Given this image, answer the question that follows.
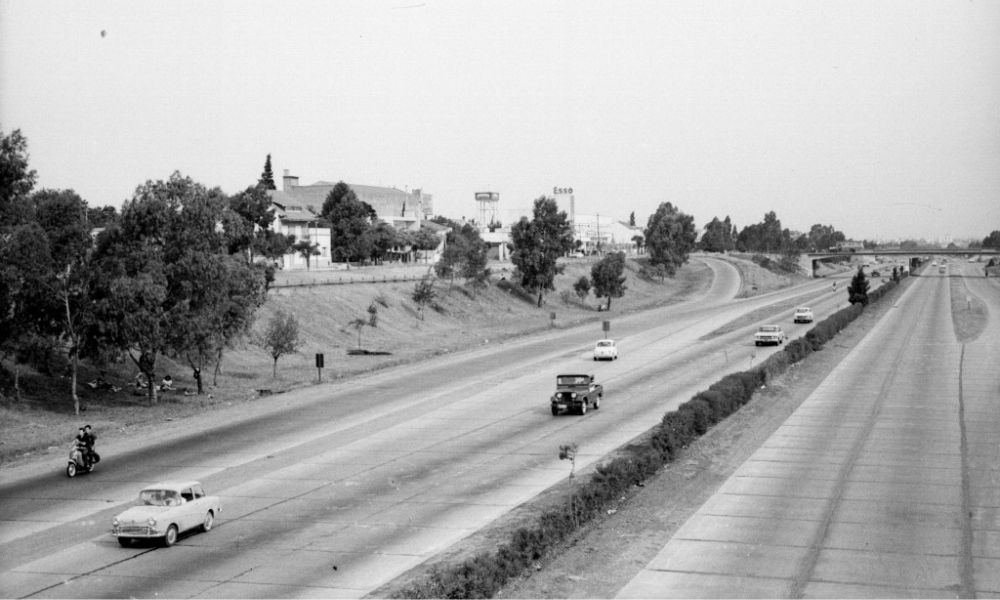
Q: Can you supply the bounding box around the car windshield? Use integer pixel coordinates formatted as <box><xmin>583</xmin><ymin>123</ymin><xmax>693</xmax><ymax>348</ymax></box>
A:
<box><xmin>759</xmin><ymin>326</ymin><xmax>779</xmax><ymax>332</ymax></box>
<box><xmin>596</xmin><ymin>341</ymin><xmax>613</xmax><ymax>347</ymax></box>
<box><xmin>557</xmin><ymin>375</ymin><xmax>590</xmax><ymax>385</ymax></box>
<box><xmin>140</xmin><ymin>489</ymin><xmax>182</xmax><ymax>506</ymax></box>
<box><xmin>796</xmin><ymin>308</ymin><xmax>809</xmax><ymax>313</ymax></box>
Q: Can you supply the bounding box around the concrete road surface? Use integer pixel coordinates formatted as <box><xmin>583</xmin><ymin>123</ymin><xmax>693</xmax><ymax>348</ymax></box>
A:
<box><xmin>0</xmin><ymin>257</ymin><xmax>855</xmax><ymax>598</ymax></box>
<box><xmin>618</xmin><ymin>263</ymin><xmax>1000</xmax><ymax>598</ymax></box>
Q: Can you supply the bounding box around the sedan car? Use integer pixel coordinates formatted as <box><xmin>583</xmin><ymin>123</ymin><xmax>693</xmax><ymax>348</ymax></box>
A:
<box><xmin>593</xmin><ymin>339</ymin><xmax>619</xmax><ymax>361</ymax></box>
<box><xmin>111</xmin><ymin>481</ymin><xmax>221</xmax><ymax>547</ymax></box>
<box><xmin>754</xmin><ymin>325</ymin><xmax>787</xmax><ymax>346</ymax></box>
<box><xmin>793</xmin><ymin>307</ymin><xmax>814</xmax><ymax>323</ymax></box>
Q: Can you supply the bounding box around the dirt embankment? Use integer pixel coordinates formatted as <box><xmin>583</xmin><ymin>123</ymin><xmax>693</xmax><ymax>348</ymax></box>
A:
<box><xmin>0</xmin><ymin>254</ymin><xmax>786</xmax><ymax>467</ymax></box>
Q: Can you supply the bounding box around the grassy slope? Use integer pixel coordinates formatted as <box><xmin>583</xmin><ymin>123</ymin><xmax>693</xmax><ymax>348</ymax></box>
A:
<box><xmin>2</xmin><ymin>255</ymin><xmax>791</xmax><ymax>466</ymax></box>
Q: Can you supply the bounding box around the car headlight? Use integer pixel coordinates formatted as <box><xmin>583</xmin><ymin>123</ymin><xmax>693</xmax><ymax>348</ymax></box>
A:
<box><xmin>112</xmin><ymin>518</ymin><xmax>119</xmax><ymax>527</ymax></box>
<box><xmin>570</xmin><ymin>393</ymin><xmax>577</xmax><ymax>399</ymax></box>
<box><xmin>147</xmin><ymin>518</ymin><xmax>157</xmax><ymax>527</ymax></box>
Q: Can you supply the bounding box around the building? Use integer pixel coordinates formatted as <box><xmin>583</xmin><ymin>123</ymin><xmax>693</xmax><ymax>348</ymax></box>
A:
<box><xmin>571</xmin><ymin>214</ymin><xmax>643</xmax><ymax>255</ymax></box>
<box><xmin>267</xmin><ymin>170</ymin><xmax>437</xmax><ymax>269</ymax></box>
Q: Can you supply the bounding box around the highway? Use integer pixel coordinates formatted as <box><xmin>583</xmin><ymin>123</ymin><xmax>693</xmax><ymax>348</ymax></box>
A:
<box><xmin>619</xmin><ymin>261</ymin><xmax>1000</xmax><ymax>598</ymax></box>
<box><xmin>0</xmin><ymin>256</ymin><xmax>849</xmax><ymax>599</ymax></box>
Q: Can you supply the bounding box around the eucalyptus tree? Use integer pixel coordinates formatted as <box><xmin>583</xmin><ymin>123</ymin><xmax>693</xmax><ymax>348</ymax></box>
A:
<box><xmin>510</xmin><ymin>196</ymin><xmax>574</xmax><ymax>307</ymax></box>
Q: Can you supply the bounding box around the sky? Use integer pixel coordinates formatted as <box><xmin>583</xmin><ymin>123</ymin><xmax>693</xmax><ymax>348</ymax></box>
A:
<box><xmin>2</xmin><ymin>0</ymin><xmax>998</xmax><ymax>243</ymax></box>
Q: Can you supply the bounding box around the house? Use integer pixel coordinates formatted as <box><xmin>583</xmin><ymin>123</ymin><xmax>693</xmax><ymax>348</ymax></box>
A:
<box><xmin>267</xmin><ymin>171</ymin><xmax>438</xmax><ymax>269</ymax></box>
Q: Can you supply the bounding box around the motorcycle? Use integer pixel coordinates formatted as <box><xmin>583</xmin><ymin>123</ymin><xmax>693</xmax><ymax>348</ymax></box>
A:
<box><xmin>66</xmin><ymin>442</ymin><xmax>99</xmax><ymax>477</ymax></box>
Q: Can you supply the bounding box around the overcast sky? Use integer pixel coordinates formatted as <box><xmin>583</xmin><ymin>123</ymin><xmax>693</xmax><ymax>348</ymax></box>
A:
<box><xmin>2</xmin><ymin>0</ymin><xmax>998</xmax><ymax>242</ymax></box>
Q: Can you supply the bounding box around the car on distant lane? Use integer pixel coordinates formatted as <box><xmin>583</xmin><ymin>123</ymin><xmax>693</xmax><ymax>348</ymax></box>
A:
<box><xmin>593</xmin><ymin>339</ymin><xmax>619</xmax><ymax>361</ymax></box>
<box><xmin>754</xmin><ymin>325</ymin><xmax>787</xmax><ymax>346</ymax></box>
<box><xmin>111</xmin><ymin>481</ymin><xmax>221</xmax><ymax>547</ymax></box>
<box><xmin>793</xmin><ymin>307</ymin><xmax>814</xmax><ymax>323</ymax></box>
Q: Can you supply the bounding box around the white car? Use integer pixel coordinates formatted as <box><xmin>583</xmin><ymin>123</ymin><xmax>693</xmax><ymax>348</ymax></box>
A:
<box><xmin>593</xmin><ymin>339</ymin><xmax>619</xmax><ymax>361</ymax></box>
<box><xmin>793</xmin><ymin>307</ymin><xmax>814</xmax><ymax>323</ymax></box>
<box><xmin>111</xmin><ymin>481</ymin><xmax>221</xmax><ymax>547</ymax></box>
<box><xmin>754</xmin><ymin>325</ymin><xmax>787</xmax><ymax>346</ymax></box>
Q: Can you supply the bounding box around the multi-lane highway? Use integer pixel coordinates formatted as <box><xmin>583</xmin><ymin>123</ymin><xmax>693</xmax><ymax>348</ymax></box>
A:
<box><xmin>619</xmin><ymin>261</ymin><xmax>1000</xmax><ymax>598</ymax></box>
<box><xmin>0</xmin><ymin>256</ymin><xmax>855</xmax><ymax>599</ymax></box>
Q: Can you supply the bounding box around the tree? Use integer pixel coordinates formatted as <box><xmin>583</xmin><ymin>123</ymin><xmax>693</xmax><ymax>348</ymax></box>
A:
<box><xmin>847</xmin><ymin>266</ymin><xmax>870</xmax><ymax>306</ymax></box>
<box><xmin>225</xmin><ymin>185</ymin><xmax>277</xmax><ymax>262</ymax></box>
<box><xmin>510</xmin><ymin>196</ymin><xmax>574</xmax><ymax>307</ymax></box>
<box><xmin>0</xmin><ymin>128</ymin><xmax>37</xmax><ymax>225</ymax></box>
<box><xmin>89</xmin><ymin>172</ymin><xmax>259</xmax><ymax>404</ymax></box>
<box><xmin>982</xmin><ymin>230</ymin><xmax>1000</xmax><ymax>249</ymax></box>
<box><xmin>87</xmin><ymin>205</ymin><xmax>119</xmax><ymax>228</ymax></box>
<box><xmin>259</xmin><ymin>154</ymin><xmax>276</xmax><ymax>190</ymax></box>
<box><xmin>291</xmin><ymin>239</ymin><xmax>320</xmax><ymax>270</ymax></box>
<box><xmin>33</xmin><ymin>189</ymin><xmax>95</xmax><ymax>414</ymax></box>
<box><xmin>411</xmin><ymin>275</ymin><xmax>436</xmax><ymax>321</ymax></box>
<box><xmin>349</xmin><ymin>317</ymin><xmax>369</xmax><ymax>349</ymax></box>
<box><xmin>631</xmin><ymin>234</ymin><xmax>644</xmax><ymax>254</ymax></box>
<box><xmin>806</xmin><ymin>224</ymin><xmax>845</xmax><ymax>252</ymax></box>
<box><xmin>321</xmin><ymin>182</ymin><xmax>378</xmax><ymax>264</ymax></box>
<box><xmin>434</xmin><ymin>222</ymin><xmax>489</xmax><ymax>293</ymax></box>
<box><xmin>590</xmin><ymin>252</ymin><xmax>627</xmax><ymax>310</ymax></box>
<box><xmin>573</xmin><ymin>276</ymin><xmax>591</xmax><ymax>301</ymax></box>
<box><xmin>701</xmin><ymin>217</ymin><xmax>730</xmax><ymax>253</ymax></box>
<box><xmin>644</xmin><ymin>202</ymin><xmax>697</xmax><ymax>277</ymax></box>
<box><xmin>412</xmin><ymin>226</ymin><xmax>441</xmax><ymax>263</ymax></box>
<box><xmin>262</xmin><ymin>310</ymin><xmax>302</xmax><ymax>377</ymax></box>
<box><xmin>0</xmin><ymin>222</ymin><xmax>53</xmax><ymax>400</ymax></box>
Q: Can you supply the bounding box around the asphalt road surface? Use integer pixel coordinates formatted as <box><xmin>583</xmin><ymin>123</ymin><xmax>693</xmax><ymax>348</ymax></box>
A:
<box><xmin>619</xmin><ymin>261</ymin><xmax>1000</xmax><ymax>598</ymax></box>
<box><xmin>0</xmin><ymin>258</ymin><xmax>872</xmax><ymax>598</ymax></box>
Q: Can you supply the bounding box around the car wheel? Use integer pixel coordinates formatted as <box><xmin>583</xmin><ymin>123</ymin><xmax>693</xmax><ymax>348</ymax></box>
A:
<box><xmin>754</xmin><ymin>341</ymin><xmax>760</xmax><ymax>346</ymax></box>
<box><xmin>66</xmin><ymin>463</ymin><xmax>77</xmax><ymax>478</ymax></box>
<box><xmin>202</xmin><ymin>511</ymin><xmax>214</xmax><ymax>532</ymax></box>
<box><xmin>579</xmin><ymin>402</ymin><xmax>587</xmax><ymax>415</ymax></box>
<box><xmin>551</xmin><ymin>406</ymin><xmax>559</xmax><ymax>416</ymax></box>
<box><xmin>118</xmin><ymin>537</ymin><xmax>133</xmax><ymax>547</ymax></box>
<box><xmin>594</xmin><ymin>395</ymin><xmax>601</xmax><ymax>410</ymax></box>
<box><xmin>593</xmin><ymin>356</ymin><xmax>598</xmax><ymax>361</ymax></box>
<box><xmin>163</xmin><ymin>525</ymin><xmax>179</xmax><ymax>547</ymax></box>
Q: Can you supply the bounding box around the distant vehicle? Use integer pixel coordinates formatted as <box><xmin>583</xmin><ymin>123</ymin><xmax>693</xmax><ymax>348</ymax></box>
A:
<box><xmin>111</xmin><ymin>481</ymin><xmax>221</xmax><ymax>547</ymax></box>
<box><xmin>551</xmin><ymin>374</ymin><xmax>603</xmax><ymax>415</ymax></box>
<box><xmin>871</xmin><ymin>270</ymin><xmax>880</xmax><ymax>277</ymax></box>
<box><xmin>593</xmin><ymin>339</ymin><xmax>618</xmax><ymax>361</ymax></box>
<box><xmin>793</xmin><ymin>307</ymin><xmax>814</xmax><ymax>323</ymax></box>
<box><xmin>754</xmin><ymin>325</ymin><xmax>787</xmax><ymax>346</ymax></box>
<box><xmin>939</xmin><ymin>266</ymin><xmax>946</xmax><ymax>274</ymax></box>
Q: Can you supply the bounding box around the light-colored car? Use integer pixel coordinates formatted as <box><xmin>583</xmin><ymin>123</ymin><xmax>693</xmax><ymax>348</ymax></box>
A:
<box><xmin>793</xmin><ymin>307</ymin><xmax>814</xmax><ymax>323</ymax></box>
<box><xmin>754</xmin><ymin>325</ymin><xmax>787</xmax><ymax>346</ymax></box>
<box><xmin>593</xmin><ymin>339</ymin><xmax>618</xmax><ymax>361</ymax></box>
<box><xmin>111</xmin><ymin>481</ymin><xmax>221</xmax><ymax>547</ymax></box>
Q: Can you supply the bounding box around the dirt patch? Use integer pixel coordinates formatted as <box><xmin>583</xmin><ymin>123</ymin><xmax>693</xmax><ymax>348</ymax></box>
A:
<box><xmin>370</xmin><ymin>276</ymin><xmax>913</xmax><ymax>599</ymax></box>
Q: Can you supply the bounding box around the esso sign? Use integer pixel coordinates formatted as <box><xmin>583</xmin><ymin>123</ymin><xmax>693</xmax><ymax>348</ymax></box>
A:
<box><xmin>553</xmin><ymin>186</ymin><xmax>574</xmax><ymax>195</ymax></box>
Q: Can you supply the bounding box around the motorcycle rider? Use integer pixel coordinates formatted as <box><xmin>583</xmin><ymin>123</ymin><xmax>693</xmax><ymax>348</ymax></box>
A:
<box><xmin>77</xmin><ymin>425</ymin><xmax>98</xmax><ymax>467</ymax></box>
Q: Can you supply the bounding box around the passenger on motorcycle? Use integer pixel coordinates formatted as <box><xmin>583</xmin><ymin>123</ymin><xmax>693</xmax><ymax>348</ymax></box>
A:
<box><xmin>77</xmin><ymin>425</ymin><xmax>99</xmax><ymax>467</ymax></box>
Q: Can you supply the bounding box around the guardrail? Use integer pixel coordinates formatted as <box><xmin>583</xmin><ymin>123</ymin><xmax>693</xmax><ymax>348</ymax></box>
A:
<box><xmin>271</xmin><ymin>273</ymin><xmax>428</xmax><ymax>289</ymax></box>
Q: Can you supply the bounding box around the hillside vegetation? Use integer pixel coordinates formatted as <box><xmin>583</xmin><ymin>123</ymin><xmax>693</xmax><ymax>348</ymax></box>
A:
<box><xmin>0</xmin><ymin>255</ymin><xmax>794</xmax><ymax>465</ymax></box>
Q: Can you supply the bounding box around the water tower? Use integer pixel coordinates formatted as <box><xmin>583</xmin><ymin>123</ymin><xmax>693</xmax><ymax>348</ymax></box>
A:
<box><xmin>475</xmin><ymin>192</ymin><xmax>500</xmax><ymax>227</ymax></box>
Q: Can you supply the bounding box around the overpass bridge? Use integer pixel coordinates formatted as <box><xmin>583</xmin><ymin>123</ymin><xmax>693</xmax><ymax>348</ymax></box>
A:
<box><xmin>803</xmin><ymin>248</ymin><xmax>999</xmax><ymax>277</ymax></box>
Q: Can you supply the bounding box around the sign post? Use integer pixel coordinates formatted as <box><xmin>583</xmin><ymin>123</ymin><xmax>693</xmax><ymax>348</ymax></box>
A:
<box><xmin>315</xmin><ymin>353</ymin><xmax>324</xmax><ymax>383</ymax></box>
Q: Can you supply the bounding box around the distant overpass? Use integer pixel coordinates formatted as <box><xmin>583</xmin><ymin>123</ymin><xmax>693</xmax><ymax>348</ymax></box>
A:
<box><xmin>804</xmin><ymin>248</ymin><xmax>999</xmax><ymax>277</ymax></box>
